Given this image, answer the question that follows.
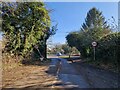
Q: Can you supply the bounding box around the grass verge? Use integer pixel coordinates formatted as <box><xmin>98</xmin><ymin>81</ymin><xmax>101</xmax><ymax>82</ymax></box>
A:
<box><xmin>85</xmin><ymin>59</ymin><xmax>119</xmax><ymax>73</ymax></box>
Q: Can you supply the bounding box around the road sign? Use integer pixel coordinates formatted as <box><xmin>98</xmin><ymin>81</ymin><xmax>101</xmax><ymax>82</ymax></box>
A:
<box><xmin>92</xmin><ymin>41</ymin><xmax>97</xmax><ymax>47</ymax></box>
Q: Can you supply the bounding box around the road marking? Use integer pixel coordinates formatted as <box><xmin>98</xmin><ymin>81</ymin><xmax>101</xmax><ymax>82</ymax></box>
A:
<box><xmin>56</xmin><ymin>61</ymin><xmax>61</xmax><ymax>75</ymax></box>
<box><xmin>51</xmin><ymin>59</ymin><xmax>62</xmax><ymax>88</ymax></box>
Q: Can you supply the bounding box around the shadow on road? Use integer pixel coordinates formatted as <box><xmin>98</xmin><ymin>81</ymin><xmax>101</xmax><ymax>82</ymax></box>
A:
<box><xmin>46</xmin><ymin>57</ymin><xmax>90</xmax><ymax>88</ymax></box>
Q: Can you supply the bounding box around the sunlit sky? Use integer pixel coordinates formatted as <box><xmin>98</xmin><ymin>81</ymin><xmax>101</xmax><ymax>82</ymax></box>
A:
<box><xmin>0</xmin><ymin>2</ymin><xmax>118</xmax><ymax>45</ymax></box>
<box><xmin>45</xmin><ymin>2</ymin><xmax>118</xmax><ymax>44</ymax></box>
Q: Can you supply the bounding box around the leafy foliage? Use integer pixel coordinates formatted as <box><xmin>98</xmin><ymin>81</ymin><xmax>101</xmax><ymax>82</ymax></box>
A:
<box><xmin>33</xmin><ymin>25</ymin><xmax>58</xmax><ymax>59</ymax></box>
<box><xmin>1</xmin><ymin>2</ymin><xmax>55</xmax><ymax>59</ymax></box>
<box><xmin>66</xmin><ymin>7</ymin><xmax>111</xmax><ymax>58</ymax></box>
<box><xmin>96</xmin><ymin>33</ymin><xmax>120</xmax><ymax>64</ymax></box>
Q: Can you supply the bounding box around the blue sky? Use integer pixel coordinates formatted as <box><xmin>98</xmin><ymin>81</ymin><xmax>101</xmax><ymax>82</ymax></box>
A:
<box><xmin>45</xmin><ymin>2</ymin><xmax>118</xmax><ymax>44</ymax></box>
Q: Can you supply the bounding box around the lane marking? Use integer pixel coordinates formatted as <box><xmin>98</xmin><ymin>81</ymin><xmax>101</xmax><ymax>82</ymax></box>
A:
<box><xmin>51</xmin><ymin>59</ymin><xmax>62</xmax><ymax>88</ymax></box>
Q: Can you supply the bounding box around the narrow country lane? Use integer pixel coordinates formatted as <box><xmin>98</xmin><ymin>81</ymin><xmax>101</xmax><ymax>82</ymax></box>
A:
<box><xmin>47</xmin><ymin>56</ymin><xmax>119</xmax><ymax>88</ymax></box>
<box><xmin>48</xmin><ymin>57</ymin><xmax>90</xmax><ymax>88</ymax></box>
<box><xmin>57</xmin><ymin>58</ymin><xmax>90</xmax><ymax>88</ymax></box>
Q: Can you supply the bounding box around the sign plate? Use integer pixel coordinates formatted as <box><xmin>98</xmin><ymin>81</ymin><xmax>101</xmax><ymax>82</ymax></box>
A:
<box><xmin>92</xmin><ymin>42</ymin><xmax>97</xmax><ymax>47</ymax></box>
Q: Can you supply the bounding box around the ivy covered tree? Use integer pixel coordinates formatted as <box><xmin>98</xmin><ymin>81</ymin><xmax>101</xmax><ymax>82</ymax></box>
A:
<box><xmin>34</xmin><ymin>25</ymin><xmax>57</xmax><ymax>59</ymax></box>
<box><xmin>1</xmin><ymin>2</ymin><xmax>55</xmax><ymax>60</ymax></box>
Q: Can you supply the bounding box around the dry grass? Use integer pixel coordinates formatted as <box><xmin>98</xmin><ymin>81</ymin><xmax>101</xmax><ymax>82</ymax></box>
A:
<box><xmin>2</xmin><ymin>66</ymin><xmax>61</xmax><ymax>88</ymax></box>
<box><xmin>2</xmin><ymin>58</ymin><xmax>62</xmax><ymax>88</ymax></box>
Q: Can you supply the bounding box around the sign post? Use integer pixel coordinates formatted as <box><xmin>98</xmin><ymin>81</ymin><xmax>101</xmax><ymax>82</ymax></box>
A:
<box><xmin>92</xmin><ymin>41</ymin><xmax>97</xmax><ymax>60</ymax></box>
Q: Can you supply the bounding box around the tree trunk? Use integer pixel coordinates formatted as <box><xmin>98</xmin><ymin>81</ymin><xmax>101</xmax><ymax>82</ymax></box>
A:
<box><xmin>44</xmin><ymin>40</ymin><xmax>47</xmax><ymax>59</ymax></box>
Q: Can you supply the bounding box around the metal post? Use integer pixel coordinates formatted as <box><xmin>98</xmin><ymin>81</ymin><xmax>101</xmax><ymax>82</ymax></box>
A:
<box><xmin>92</xmin><ymin>41</ymin><xmax>97</xmax><ymax>61</ymax></box>
<box><xmin>94</xmin><ymin>47</ymin><xmax>95</xmax><ymax>60</ymax></box>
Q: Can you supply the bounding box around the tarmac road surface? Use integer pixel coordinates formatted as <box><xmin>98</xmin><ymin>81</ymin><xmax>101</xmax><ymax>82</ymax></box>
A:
<box><xmin>47</xmin><ymin>57</ymin><xmax>90</xmax><ymax>88</ymax></box>
<box><xmin>47</xmin><ymin>55</ymin><xmax>119</xmax><ymax>88</ymax></box>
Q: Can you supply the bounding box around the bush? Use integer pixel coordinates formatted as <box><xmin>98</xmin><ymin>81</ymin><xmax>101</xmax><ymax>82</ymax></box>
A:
<box><xmin>96</xmin><ymin>32</ymin><xmax>119</xmax><ymax>66</ymax></box>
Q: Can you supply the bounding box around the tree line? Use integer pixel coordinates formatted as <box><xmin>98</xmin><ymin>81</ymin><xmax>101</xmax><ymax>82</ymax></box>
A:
<box><xmin>47</xmin><ymin>44</ymin><xmax>79</xmax><ymax>55</ymax></box>
<box><xmin>66</xmin><ymin>7</ymin><xmax>119</xmax><ymax>70</ymax></box>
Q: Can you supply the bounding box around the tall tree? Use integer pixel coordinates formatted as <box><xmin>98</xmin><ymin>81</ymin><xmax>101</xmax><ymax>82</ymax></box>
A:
<box><xmin>1</xmin><ymin>2</ymin><xmax>51</xmax><ymax>59</ymax></box>
<box><xmin>81</xmin><ymin>7</ymin><xmax>110</xmax><ymax>40</ymax></box>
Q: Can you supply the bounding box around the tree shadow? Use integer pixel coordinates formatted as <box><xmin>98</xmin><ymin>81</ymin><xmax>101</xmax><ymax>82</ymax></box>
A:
<box><xmin>21</xmin><ymin>58</ymin><xmax>51</xmax><ymax>66</ymax></box>
<box><xmin>45</xmin><ymin>58</ymin><xmax>61</xmax><ymax>76</ymax></box>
